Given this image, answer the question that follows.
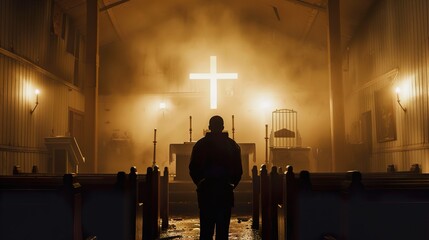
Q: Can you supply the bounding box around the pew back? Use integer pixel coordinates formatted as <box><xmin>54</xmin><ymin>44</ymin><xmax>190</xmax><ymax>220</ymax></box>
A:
<box><xmin>0</xmin><ymin>166</ymin><xmax>165</xmax><ymax>240</ymax></box>
<box><xmin>277</xmin><ymin>168</ymin><xmax>429</xmax><ymax>240</ymax></box>
<box><xmin>76</xmin><ymin>172</ymin><xmax>141</xmax><ymax>240</ymax></box>
<box><xmin>347</xmin><ymin>173</ymin><xmax>429</xmax><ymax>240</ymax></box>
<box><xmin>0</xmin><ymin>174</ymin><xmax>82</xmax><ymax>240</ymax></box>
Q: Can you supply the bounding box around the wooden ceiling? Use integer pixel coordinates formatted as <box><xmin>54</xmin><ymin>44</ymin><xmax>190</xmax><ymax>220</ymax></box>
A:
<box><xmin>56</xmin><ymin>0</ymin><xmax>376</xmax><ymax>50</ymax></box>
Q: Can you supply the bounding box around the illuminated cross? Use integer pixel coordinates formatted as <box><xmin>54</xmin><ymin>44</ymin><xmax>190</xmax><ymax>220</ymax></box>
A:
<box><xmin>189</xmin><ymin>56</ymin><xmax>238</xmax><ymax>109</ymax></box>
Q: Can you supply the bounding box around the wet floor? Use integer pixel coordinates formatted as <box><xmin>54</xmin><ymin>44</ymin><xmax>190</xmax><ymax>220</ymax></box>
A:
<box><xmin>159</xmin><ymin>216</ymin><xmax>262</xmax><ymax>240</ymax></box>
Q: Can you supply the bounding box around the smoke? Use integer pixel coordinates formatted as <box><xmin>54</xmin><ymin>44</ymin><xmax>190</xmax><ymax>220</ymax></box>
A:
<box><xmin>98</xmin><ymin>0</ymin><xmax>331</xmax><ymax>173</ymax></box>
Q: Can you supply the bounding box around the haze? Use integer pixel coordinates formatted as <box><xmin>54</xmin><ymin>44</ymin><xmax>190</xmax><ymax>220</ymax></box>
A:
<box><xmin>98</xmin><ymin>0</ymin><xmax>332</xmax><ymax>173</ymax></box>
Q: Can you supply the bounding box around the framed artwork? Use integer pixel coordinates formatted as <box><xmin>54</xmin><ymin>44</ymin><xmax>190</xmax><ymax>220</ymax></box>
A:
<box><xmin>374</xmin><ymin>87</ymin><xmax>397</xmax><ymax>142</ymax></box>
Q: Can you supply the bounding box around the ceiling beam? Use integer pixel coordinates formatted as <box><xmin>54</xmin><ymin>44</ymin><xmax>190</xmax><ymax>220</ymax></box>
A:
<box><xmin>100</xmin><ymin>0</ymin><xmax>126</xmax><ymax>41</ymax></box>
<box><xmin>301</xmin><ymin>9</ymin><xmax>320</xmax><ymax>42</ymax></box>
<box><xmin>284</xmin><ymin>0</ymin><xmax>326</xmax><ymax>11</ymax></box>
<box><xmin>99</xmin><ymin>0</ymin><xmax>129</xmax><ymax>12</ymax></box>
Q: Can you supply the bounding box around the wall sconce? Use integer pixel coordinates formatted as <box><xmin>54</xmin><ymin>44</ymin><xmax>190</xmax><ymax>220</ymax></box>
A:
<box><xmin>395</xmin><ymin>87</ymin><xmax>407</xmax><ymax>112</ymax></box>
<box><xmin>159</xmin><ymin>102</ymin><xmax>167</xmax><ymax>118</ymax></box>
<box><xmin>30</xmin><ymin>89</ymin><xmax>40</xmax><ymax>114</ymax></box>
<box><xmin>159</xmin><ymin>102</ymin><xmax>166</xmax><ymax>110</ymax></box>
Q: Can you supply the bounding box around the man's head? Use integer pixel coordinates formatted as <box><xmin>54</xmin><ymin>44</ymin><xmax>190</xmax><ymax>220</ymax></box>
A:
<box><xmin>209</xmin><ymin>115</ymin><xmax>224</xmax><ymax>133</ymax></box>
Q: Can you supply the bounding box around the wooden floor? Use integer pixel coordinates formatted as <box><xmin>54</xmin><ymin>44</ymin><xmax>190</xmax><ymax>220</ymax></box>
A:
<box><xmin>160</xmin><ymin>216</ymin><xmax>261</xmax><ymax>240</ymax></box>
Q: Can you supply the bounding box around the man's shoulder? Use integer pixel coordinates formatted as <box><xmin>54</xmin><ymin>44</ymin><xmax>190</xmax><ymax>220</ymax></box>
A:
<box><xmin>193</xmin><ymin>137</ymin><xmax>208</xmax><ymax>147</ymax></box>
<box><xmin>227</xmin><ymin>138</ymin><xmax>241</xmax><ymax>149</ymax></box>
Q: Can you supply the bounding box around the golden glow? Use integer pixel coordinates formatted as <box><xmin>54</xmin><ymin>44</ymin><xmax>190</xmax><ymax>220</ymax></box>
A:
<box><xmin>395</xmin><ymin>87</ymin><xmax>401</xmax><ymax>94</ymax></box>
<box><xmin>395</xmin><ymin>87</ymin><xmax>407</xmax><ymax>112</ymax></box>
<box><xmin>96</xmin><ymin>2</ymin><xmax>334</xmax><ymax>172</ymax></box>
<box><xmin>259</xmin><ymin>99</ymin><xmax>272</xmax><ymax>110</ymax></box>
<box><xmin>23</xmin><ymin>82</ymin><xmax>38</xmax><ymax>100</ymax></box>
<box><xmin>159</xmin><ymin>102</ymin><xmax>166</xmax><ymax>109</ymax></box>
<box><xmin>251</xmin><ymin>94</ymin><xmax>275</xmax><ymax>111</ymax></box>
<box><xmin>30</xmin><ymin>88</ymin><xmax>40</xmax><ymax>114</ymax></box>
<box><xmin>189</xmin><ymin>56</ymin><xmax>238</xmax><ymax>109</ymax></box>
<box><xmin>395</xmin><ymin>75</ymin><xmax>413</xmax><ymax>101</ymax></box>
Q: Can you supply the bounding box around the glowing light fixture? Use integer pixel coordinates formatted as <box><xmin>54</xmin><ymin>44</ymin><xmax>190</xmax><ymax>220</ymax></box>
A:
<box><xmin>395</xmin><ymin>87</ymin><xmax>407</xmax><ymax>112</ymax></box>
<box><xmin>189</xmin><ymin>56</ymin><xmax>238</xmax><ymax>109</ymax></box>
<box><xmin>30</xmin><ymin>89</ymin><xmax>40</xmax><ymax>114</ymax></box>
<box><xmin>159</xmin><ymin>102</ymin><xmax>166</xmax><ymax>110</ymax></box>
<box><xmin>259</xmin><ymin>99</ymin><xmax>272</xmax><ymax>110</ymax></box>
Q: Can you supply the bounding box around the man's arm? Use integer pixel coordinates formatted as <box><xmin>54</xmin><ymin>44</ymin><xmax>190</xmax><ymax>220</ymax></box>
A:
<box><xmin>189</xmin><ymin>142</ymin><xmax>204</xmax><ymax>186</ymax></box>
<box><xmin>231</xmin><ymin>142</ymin><xmax>242</xmax><ymax>187</ymax></box>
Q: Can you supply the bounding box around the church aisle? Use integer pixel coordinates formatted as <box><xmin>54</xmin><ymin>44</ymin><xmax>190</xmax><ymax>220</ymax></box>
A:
<box><xmin>160</xmin><ymin>216</ymin><xmax>261</xmax><ymax>240</ymax></box>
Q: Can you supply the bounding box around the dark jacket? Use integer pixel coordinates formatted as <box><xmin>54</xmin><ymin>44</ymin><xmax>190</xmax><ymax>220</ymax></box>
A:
<box><xmin>189</xmin><ymin>132</ymin><xmax>242</xmax><ymax>208</ymax></box>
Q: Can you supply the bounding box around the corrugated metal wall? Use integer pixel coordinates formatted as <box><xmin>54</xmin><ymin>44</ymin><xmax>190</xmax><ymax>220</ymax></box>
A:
<box><xmin>0</xmin><ymin>0</ymin><xmax>86</xmax><ymax>175</ymax></box>
<box><xmin>344</xmin><ymin>0</ymin><xmax>429</xmax><ymax>172</ymax></box>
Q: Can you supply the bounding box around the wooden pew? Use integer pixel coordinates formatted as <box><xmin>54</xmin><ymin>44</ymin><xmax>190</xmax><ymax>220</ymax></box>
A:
<box><xmin>145</xmin><ymin>165</ymin><xmax>169</xmax><ymax>236</ymax></box>
<box><xmin>259</xmin><ymin>165</ymin><xmax>270</xmax><ymax>239</ymax></box>
<box><xmin>251</xmin><ymin>166</ymin><xmax>260</xmax><ymax>230</ymax></box>
<box><xmin>142</xmin><ymin>166</ymin><xmax>161</xmax><ymax>240</ymax></box>
<box><xmin>276</xmin><ymin>167</ymin><xmax>429</xmax><ymax>240</ymax></box>
<box><xmin>160</xmin><ymin>167</ymin><xmax>169</xmax><ymax>230</ymax></box>
<box><xmin>278</xmin><ymin>167</ymin><xmax>351</xmax><ymax>240</ymax></box>
<box><xmin>253</xmin><ymin>165</ymin><xmax>352</xmax><ymax>239</ymax></box>
<box><xmin>77</xmin><ymin>166</ymin><xmax>162</xmax><ymax>240</ymax></box>
<box><xmin>2</xmin><ymin>165</ymin><xmax>166</xmax><ymax>240</ymax></box>
<box><xmin>387</xmin><ymin>163</ymin><xmax>422</xmax><ymax>173</ymax></box>
<box><xmin>252</xmin><ymin>164</ymin><xmax>283</xmax><ymax>240</ymax></box>
<box><xmin>76</xmin><ymin>169</ymin><xmax>141</xmax><ymax>240</ymax></box>
<box><xmin>347</xmin><ymin>172</ymin><xmax>429</xmax><ymax>240</ymax></box>
<box><xmin>0</xmin><ymin>174</ymin><xmax>82</xmax><ymax>240</ymax></box>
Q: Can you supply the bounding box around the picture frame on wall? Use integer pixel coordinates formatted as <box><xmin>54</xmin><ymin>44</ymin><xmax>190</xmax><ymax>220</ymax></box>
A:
<box><xmin>374</xmin><ymin>86</ymin><xmax>397</xmax><ymax>142</ymax></box>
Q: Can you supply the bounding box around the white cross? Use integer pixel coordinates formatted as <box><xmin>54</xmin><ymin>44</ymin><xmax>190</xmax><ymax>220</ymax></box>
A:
<box><xmin>189</xmin><ymin>56</ymin><xmax>238</xmax><ymax>109</ymax></box>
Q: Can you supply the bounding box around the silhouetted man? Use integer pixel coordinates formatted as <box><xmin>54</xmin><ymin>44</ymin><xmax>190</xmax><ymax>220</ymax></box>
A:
<box><xmin>189</xmin><ymin>115</ymin><xmax>243</xmax><ymax>240</ymax></box>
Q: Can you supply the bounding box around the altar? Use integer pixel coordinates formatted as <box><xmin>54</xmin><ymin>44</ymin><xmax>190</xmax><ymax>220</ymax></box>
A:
<box><xmin>270</xmin><ymin>147</ymin><xmax>314</xmax><ymax>172</ymax></box>
<box><xmin>169</xmin><ymin>142</ymin><xmax>256</xmax><ymax>181</ymax></box>
<box><xmin>169</xmin><ymin>142</ymin><xmax>195</xmax><ymax>181</ymax></box>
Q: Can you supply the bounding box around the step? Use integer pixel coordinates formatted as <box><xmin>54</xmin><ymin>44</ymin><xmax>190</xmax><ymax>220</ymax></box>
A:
<box><xmin>168</xmin><ymin>180</ymin><xmax>253</xmax><ymax>216</ymax></box>
<box><xmin>169</xmin><ymin>180</ymin><xmax>253</xmax><ymax>192</ymax></box>
<box><xmin>169</xmin><ymin>184</ymin><xmax>252</xmax><ymax>202</ymax></box>
<box><xmin>169</xmin><ymin>189</ymin><xmax>252</xmax><ymax>200</ymax></box>
<box><xmin>169</xmin><ymin>201</ymin><xmax>252</xmax><ymax>216</ymax></box>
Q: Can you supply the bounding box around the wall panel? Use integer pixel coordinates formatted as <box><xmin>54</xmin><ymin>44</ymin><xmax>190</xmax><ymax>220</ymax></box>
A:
<box><xmin>0</xmin><ymin>0</ymin><xmax>86</xmax><ymax>175</ymax></box>
<box><xmin>345</xmin><ymin>0</ymin><xmax>429</xmax><ymax>172</ymax></box>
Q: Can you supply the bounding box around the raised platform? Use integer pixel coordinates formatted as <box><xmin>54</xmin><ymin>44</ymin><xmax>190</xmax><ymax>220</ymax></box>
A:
<box><xmin>270</xmin><ymin>147</ymin><xmax>314</xmax><ymax>172</ymax></box>
<box><xmin>169</xmin><ymin>180</ymin><xmax>253</xmax><ymax>216</ymax></box>
<box><xmin>170</xmin><ymin>142</ymin><xmax>255</xmax><ymax>181</ymax></box>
